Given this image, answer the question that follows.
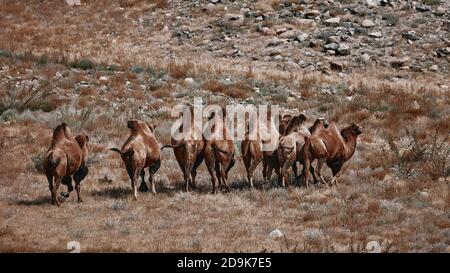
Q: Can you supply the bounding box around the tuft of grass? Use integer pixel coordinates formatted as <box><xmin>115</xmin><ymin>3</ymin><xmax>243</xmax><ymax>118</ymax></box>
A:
<box><xmin>69</xmin><ymin>59</ymin><xmax>94</xmax><ymax>70</ymax></box>
<box><xmin>168</xmin><ymin>61</ymin><xmax>191</xmax><ymax>79</ymax></box>
<box><xmin>383</xmin><ymin>13</ymin><xmax>400</xmax><ymax>26</ymax></box>
<box><xmin>31</xmin><ymin>153</ymin><xmax>45</xmax><ymax>174</ymax></box>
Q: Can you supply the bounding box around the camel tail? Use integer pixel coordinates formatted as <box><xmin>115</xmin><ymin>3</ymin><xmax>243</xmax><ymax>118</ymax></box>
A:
<box><xmin>110</xmin><ymin>148</ymin><xmax>134</xmax><ymax>157</ymax></box>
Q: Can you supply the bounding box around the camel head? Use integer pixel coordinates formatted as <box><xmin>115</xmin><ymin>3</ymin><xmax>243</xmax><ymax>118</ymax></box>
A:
<box><xmin>75</xmin><ymin>133</ymin><xmax>89</xmax><ymax>148</ymax></box>
<box><xmin>341</xmin><ymin>123</ymin><xmax>362</xmax><ymax>140</ymax></box>
<box><xmin>284</xmin><ymin>114</ymin><xmax>308</xmax><ymax>136</ymax></box>
<box><xmin>318</xmin><ymin>117</ymin><xmax>329</xmax><ymax>128</ymax></box>
<box><xmin>350</xmin><ymin>123</ymin><xmax>362</xmax><ymax>136</ymax></box>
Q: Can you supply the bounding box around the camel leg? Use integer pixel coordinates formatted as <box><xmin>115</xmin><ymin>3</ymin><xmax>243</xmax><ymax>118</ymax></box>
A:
<box><xmin>60</xmin><ymin>176</ymin><xmax>73</xmax><ymax>198</ymax></box>
<box><xmin>220</xmin><ymin>160</ymin><xmax>232</xmax><ymax>192</ymax></box>
<box><xmin>331</xmin><ymin>162</ymin><xmax>343</xmax><ymax>187</ymax></box>
<box><xmin>206</xmin><ymin>163</ymin><xmax>218</xmax><ymax>194</ymax></box>
<box><xmin>139</xmin><ymin>169</ymin><xmax>149</xmax><ymax>192</ymax></box>
<box><xmin>316</xmin><ymin>158</ymin><xmax>328</xmax><ymax>186</ymax></box>
<box><xmin>131</xmin><ymin>169</ymin><xmax>140</xmax><ymax>200</ymax></box>
<box><xmin>190</xmin><ymin>155</ymin><xmax>203</xmax><ymax>189</ymax></box>
<box><xmin>47</xmin><ymin>175</ymin><xmax>55</xmax><ymax>205</ymax></box>
<box><xmin>243</xmin><ymin>152</ymin><xmax>252</xmax><ymax>187</ymax></box>
<box><xmin>303</xmin><ymin>157</ymin><xmax>311</xmax><ymax>188</ymax></box>
<box><xmin>184</xmin><ymin>160</ymin><xmax>194</xmax><ymax>192</ymax></box>
<box><xmin>248</xmin><ymin>157</ymin><xmax>262</xmax><ymax>189</ymax></box>
<box><xmin>262</xmin><ymin>160</ymin><xmax>268</xmax><ymax>180</ymax></box>
<box><xmin>52</xmin><ymin>176</ymin><xmax>62</xmax><ymax>206</ymax></box>
<box><xmin>75</xmin><ymin>180</ymin><xmax>82</xmax><ymax>203</ymax></box>
<box><xmin>281</xmin><ymin>159</ymin><xmax>293</xmax><ymax>188</ymax></box>
<box><xmin>291</xmin><ymin>162</ymin><xmax>298</xmax><ymax>185</ymax></box>
<box><xmin>148</xmin><ymin>159</ymin><xmax>161</xmax><ymax>194</ymax></box>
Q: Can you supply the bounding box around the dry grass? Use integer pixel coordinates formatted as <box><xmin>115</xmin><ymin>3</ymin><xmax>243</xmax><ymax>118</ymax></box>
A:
<box><xmin>0</xmin><ymin>0</ymin><xmax>449</xmax><ymax>253</ymax></box>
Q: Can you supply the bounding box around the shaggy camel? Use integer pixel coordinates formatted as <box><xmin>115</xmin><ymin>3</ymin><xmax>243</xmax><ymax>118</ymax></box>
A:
<box><xmin>302</xmin><ymin>122</ymin><xmax>362</xmax><ymax>186</ymax></box>
<box><xmin>203</xmin><ymin>109</ymin><xmax>235</xmax><ymax>194</ymax></box>
<box><xmin>241</xmin><ymin>111</ymin><xmax>279</xmax><ymax>188</ymax></box>
<box><xmin>111</xmin><ymin>120</ymin><xmax>161</xmax><ymax>199</ymax></box>
<box><xmin>161</xmin><ymin>106</ymin><xmax>204</xmax><ymax>192</ymax></box>
<box><xmin>276</xmin><ymin>114</ymin><xmax>311</xmax><ymax>187</ymax></box>
<box><xmin>43</xmin><ymin>123</ymin><xmax>87</xmax><ymax>206</ymax></box>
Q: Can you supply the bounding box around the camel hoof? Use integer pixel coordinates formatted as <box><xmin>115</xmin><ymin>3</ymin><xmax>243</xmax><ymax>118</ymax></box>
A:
<box><xmin>61</xmin><ymin>192</ymin><xmax>70</xmax><ymax>198</ymax></box>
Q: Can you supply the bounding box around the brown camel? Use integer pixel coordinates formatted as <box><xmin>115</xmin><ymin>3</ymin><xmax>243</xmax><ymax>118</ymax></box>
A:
<box><xmin>60</xmin><ymin>133</ymin><xmax>90</xmax><ymax>201</ymax></box>
<box><xmin>161</xmin><ymin>106</ymin><xmax>204</xmax><ymax>192</ymax></box>
<box><xmin>110</xmin><ymin>120</ymin><xmax>161</xmax><ymax>199</ymax></box>
<box><xmin>276</xmin><ymin>114</ymin><xmax>311</xmax><ymax>187</ymax></box>
<box><xmin>203</xmin><ymin>108</ymin><xmax>235</xmax><ymax>194</ymax></box>
<box><xmin>302</xmin><ymin>122</ymin><xmax>362</xmax><ymax>187</ymax></box>
<box><xmin>43</xmin><ymin>123</ymin><xmax>86</xmax><ymax>206</ymax></box>
<box><xmin>241</xmin><ymin>110</ymin><xmax>279</xmax><ymax>188</ymax></box>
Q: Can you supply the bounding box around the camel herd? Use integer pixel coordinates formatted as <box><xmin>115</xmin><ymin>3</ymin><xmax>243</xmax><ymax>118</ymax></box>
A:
<box><xmin>42</xmin><ymin>107</ymin><xmax>362</xmax><ymax>206</ymax></box>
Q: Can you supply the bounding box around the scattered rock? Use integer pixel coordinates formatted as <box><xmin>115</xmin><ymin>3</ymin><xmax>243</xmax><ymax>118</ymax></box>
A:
<box><xmin>337</xmin><ymin>44</ymin><xmax>351</xmax><ymax>55</ymax></box>
<box><xmin>65</xmin><ymin>0</ymin><xmax>81</xmax><ymax>6</ymax></box>
<box><xmin>366</xmin><ymin>0</ymin><xmax>379</xmax><ymax>7</ymax></box>
<box><xmin>269</xmin><ymin>229</ymin><xmax>283</xmax><ymax>238</ymax></box>
<box><xmin>388</xmin><ymin>57</ymin><xmax>410</xmax><ymax>68</ymax></box>
<box><xmin>436</xmin><ymin>47</ymin><xmax>450</xmax><ymax>57</ymax></box>
<box><xmin>291</xmin><ymin>18</ymin><xmax>317</xmax><ymax>28</ymax></box>
<box><xmin>267</xmin><ymin>37</ymin><xmax>284</xmax><ymax>47</ymax></box>
<box><xmin>330</xmin><ymin>61</ymin><xmax>345</xmax><ymax>71</ymax></box>
<box><xmin>361</xmin><ymin>53</ymin><xmax>371</xmax><ymax>63</ymax></box>
<box><xmin>402</xmin><ymin>31</ymin><xmax>418</xmax><ymax>41</ymax></box>
<box><xmin>225</xmin><ymin>14</ymin><xmax>244</xmax><ymax>26</ymax></box>
<box><xmin>369</xmin><ymin>31</ymin><xmax>382</xmax><ymax>38</ymax></box>
<box><xmin>279</xmin><ymin>30</ymin><xmax>297</xmax><ymax>39</ymax></box>
<box><xmin>428</xmin><ymin>65</ymin><xmax>438</xmax><ymax>72</ymax></box>
<box><xmin>324</xmin><ymin>42</ymin><xmax>339</xmax><ymax>51</ymax></box>
<box><xmin>324</xmin><ymin>17</ymin><xmax>341</xmax><ymax>26</ymax></box>
<box><xmin>327</xmin><ymin>36</ymin><xmax>340</xmax><ymax>43</ymax></box>
<box><xmin>294</xmin><ymin>33</ymin><xmax>309</xmax><ymax>43</ymax></box>
<box><xmin>184</xmin><ymin>78</ymin><xmax>195</xmax><ymax>86</ymax></box>
<box><xmin>305</xmin><ymin>10</ymin><xmax>321</xmax><ymax>19</ymax></box>
<box><xmin>362</xmin><ymin>19</ymin><xmax>376</xmax><ymax>28</ymax></box>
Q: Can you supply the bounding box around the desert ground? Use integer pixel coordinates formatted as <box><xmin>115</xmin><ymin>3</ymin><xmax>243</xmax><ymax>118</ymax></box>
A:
<box><xmin>0</xmin><ymin>0</ymin><xmax>449</xmax><ymax>252</ymax></box>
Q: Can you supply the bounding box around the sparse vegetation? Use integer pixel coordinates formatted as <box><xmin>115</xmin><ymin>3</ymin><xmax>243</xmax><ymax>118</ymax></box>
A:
<box><xmin>0</xmin><ymin>0</ymin><xmax>448</xmax><ymax>253</ymax></box>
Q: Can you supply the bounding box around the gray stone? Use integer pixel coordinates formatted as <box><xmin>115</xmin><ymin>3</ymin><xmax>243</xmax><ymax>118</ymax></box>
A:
<box><xmin>337</xmin><ymin>44</ymin><xmax>351</xmax><ymax>55</ymax></box>
<box><xmin>324</xmin><ymin>42</ymin><xmax>340</xmax><ymax>50</ymax></box>
<box><xmin>324</xmin><ymin>17</ymin><xmax>341</xmax><ymax>26</ymax></box>
<box><xmin>362</xmin><ymin>19</ymin><xmax>376</xmax><ymax>28</ymax></box>
<box><xmin>65</xmin><ymin>0</ymin><xmax>81</xmax><ymax>6</ymax></box>
<box><xmin>269</xmin><ymin>229</ymin><xmax>283</xmax><ymax>238</ymax></box>
<box><xmin>369</xmin><ymin>31</ymin><xmax>382</xmax><ymax>38</ymax></box>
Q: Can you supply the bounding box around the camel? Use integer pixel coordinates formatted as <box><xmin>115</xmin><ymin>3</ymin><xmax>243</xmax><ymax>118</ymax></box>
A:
<box><xmin>302</xmin><ymin>122</ymin><xmax>362</xmax><ymax>187</ymax></box>
<box><xmin>43</xmin><ymin>123</ymin><xmax>87</xmax><ymax>206</ymax></box>
<box><xmin>276</xmin><ymin>114</ymin><xmax>311</xmax><ymax>187</ymax></box>
<box><xmin>161</xmin><ymin>106</ymin><xmax>204</xmax><ymax>192</ymax></box>
<box><xmin>110</xmin><ymin>120</ymin><xmax>161</xmax><ymax>199</ymax></box>
<box><xmin>60</xmin><ymin>133</ymin><xmax>90</xmax><ymax>201</ymax></box>
<box><xmin>203</xmin><ymin>108</ymin><xmax>236</xmax><ymax>194</ymax></box>
<box><xmin>241</xmin><ymin>110</ymin><xmax>279</xmax><ymax>188</ymax></box>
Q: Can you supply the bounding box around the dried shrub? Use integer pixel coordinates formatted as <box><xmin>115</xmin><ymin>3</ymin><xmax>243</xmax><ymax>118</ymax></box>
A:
<box><xmin>168</xmin><ymin>61</ymin><xmax>191</xmax><ymax>79</ymax></box>
<box><xmin>202</xmin><ymin>80</ymin><xmax>251</xmax><ymax>99</ymax></box>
